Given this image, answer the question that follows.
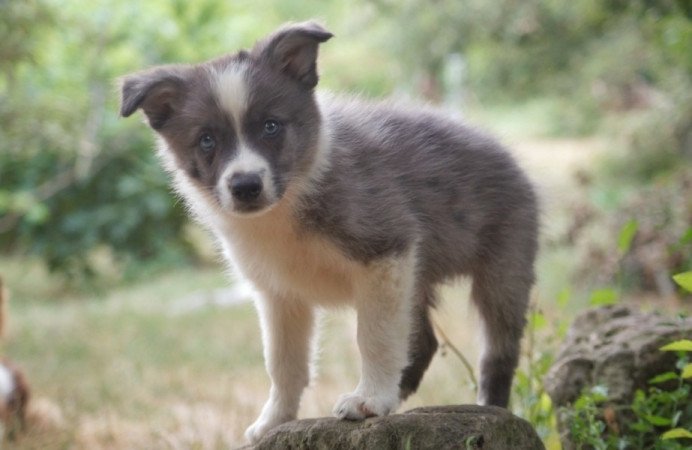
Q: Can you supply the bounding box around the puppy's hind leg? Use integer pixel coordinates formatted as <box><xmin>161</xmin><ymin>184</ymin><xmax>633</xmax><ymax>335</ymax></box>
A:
<box><xmin>471</xmin><ymin>262</ymin><xmax>533</xmax><ymax>408</ymax></box>
<box><xmin>245</xmin><ymin>294</ymin><xmax>315</xmax><ymax>443</ymax></box>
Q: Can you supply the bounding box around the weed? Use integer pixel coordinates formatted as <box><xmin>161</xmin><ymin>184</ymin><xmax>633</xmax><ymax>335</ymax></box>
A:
<box><xmin>512</xmin><ymin>300</ymin><xmax>561</xmax><ymax>442</ymax></box>
<box><xmin>564</xmin><ymin>341</ymin><xmax>692</xmax><ymax>449</ymax></box>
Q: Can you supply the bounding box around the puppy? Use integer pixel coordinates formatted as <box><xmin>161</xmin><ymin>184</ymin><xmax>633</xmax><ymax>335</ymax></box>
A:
<box><xmin>120</xmin><ymin>21</ymin><xmax>538</xmax><ymax>443</ymax></box>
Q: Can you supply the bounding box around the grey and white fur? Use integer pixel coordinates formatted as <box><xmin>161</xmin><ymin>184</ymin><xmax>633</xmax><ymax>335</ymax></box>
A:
<box><xmin>119</xmin><ymin>22</ymin><xmax>539</xmax><ymax>443</ymax></box>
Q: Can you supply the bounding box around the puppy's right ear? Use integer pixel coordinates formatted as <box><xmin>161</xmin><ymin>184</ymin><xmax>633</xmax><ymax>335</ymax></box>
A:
<box><xmin>119</xmin><ymin>67</ymin><xmax>188</xmax><ymax>130</ymax></box>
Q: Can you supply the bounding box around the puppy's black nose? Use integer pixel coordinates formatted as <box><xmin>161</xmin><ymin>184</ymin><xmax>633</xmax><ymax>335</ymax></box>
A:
<box><xmin>229</xmin><ymin>173</ymin><xmax>263</xmax><ymax>202</ymax></box>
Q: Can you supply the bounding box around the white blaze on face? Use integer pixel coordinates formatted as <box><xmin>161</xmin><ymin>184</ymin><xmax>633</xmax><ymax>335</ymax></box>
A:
<box><xmin>212</xmin><ymin>64</ymin><xmax>277</xmax><ymax>214</ymax></box>
<box><xmin>214</xmin><ymin>64</ymin><xmax>248</xmax><ymax>127</ymax></box>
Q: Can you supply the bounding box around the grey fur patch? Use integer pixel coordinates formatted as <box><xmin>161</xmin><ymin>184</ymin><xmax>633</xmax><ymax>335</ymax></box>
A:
<box><xmin>299</xmin><ymin>96</ymin><xmax>538</xmax><ymax>279</ymax></box>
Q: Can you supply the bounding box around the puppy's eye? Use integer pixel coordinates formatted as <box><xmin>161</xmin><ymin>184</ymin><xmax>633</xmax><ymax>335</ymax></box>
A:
<box><xmin>199</xmin><ymin>133</ymin><xmax>216</xmax><ymax>152</ymax></box>
<box><xmin>263</xmin><ymin>119</ymin><xmax>282</xmax><ymax>138</ymax></box>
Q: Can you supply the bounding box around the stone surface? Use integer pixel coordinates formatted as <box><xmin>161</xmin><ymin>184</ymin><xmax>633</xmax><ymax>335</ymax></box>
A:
<box><xmin>544</xmin><ymin>305</ymin><xmax>692</xmax><ymax>449</ymax></box>
<box><xmin>248</xmin><ymin>405</ymin><xmax>544</xmax><ymax>450</ymax></box>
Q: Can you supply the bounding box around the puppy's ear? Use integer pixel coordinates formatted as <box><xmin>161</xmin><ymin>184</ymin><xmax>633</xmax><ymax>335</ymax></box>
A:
<box><xmin>253</xmin><ymin>21</ymin><xmax>333</xmax><ymax>88</ymax></box>
<box><xmin>119</xmin><ymin>66</ymin><xmax>188</xmax><ymax>130</ymax></box>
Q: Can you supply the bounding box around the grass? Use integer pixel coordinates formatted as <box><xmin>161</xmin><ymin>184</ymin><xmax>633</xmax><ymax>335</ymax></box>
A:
<box><xmin>3</xmin><ymin>261</ymin><xmax>259</xmax><ymax>448</ymax></box>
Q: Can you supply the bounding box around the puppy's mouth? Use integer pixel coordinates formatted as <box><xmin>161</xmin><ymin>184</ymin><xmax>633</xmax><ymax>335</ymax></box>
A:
<box><xmin>229</xmin><ymin>198</ymin><xmax>276</xmax><ymax>217</ymax></box>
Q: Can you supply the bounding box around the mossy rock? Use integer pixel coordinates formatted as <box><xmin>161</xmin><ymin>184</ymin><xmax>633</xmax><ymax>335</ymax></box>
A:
<box><xmin>249</xmin><ymin>405</ymin><xmax>544</xmax><ymax>449</ymax></box>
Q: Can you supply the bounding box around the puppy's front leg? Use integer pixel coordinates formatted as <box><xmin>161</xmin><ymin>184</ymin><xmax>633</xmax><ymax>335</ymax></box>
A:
<box><xmin>333</xmin><ymin>251</ymin><xmax>416</xmax><ymax>420</ymax></box>
<box><xmin>245</xmin><ymin>294</ymin><xmax>314</xmax><ymax>443</ymax></box>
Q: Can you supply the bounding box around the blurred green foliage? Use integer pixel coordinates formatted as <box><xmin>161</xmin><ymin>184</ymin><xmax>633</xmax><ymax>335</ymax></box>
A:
<box><xmin>566</xmin><ymin>347</ymin><xmax>692</xmax><ymax>449</ymax></box>
<box><xmin>0</xmin><ymin>0</ymin><xmax>690</xmax><ymax>278</ymax></box>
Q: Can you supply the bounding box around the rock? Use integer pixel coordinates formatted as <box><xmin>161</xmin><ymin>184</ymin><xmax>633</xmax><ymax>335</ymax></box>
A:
<box><xmin>544</xmin><ymin>305</ymin><xmax>692</xmax><ymax>449</ymax></box>
<box><xmin>249</xmin><ymin>405</ymin><xmax>545</xmax><ymax>450</ymax></box>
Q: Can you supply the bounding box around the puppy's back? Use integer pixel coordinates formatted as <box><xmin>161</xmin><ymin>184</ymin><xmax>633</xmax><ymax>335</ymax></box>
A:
<box><xmin>303</xmin><ymin>95</ymin><xmax>538</xmax><ymax>284</ymax></box>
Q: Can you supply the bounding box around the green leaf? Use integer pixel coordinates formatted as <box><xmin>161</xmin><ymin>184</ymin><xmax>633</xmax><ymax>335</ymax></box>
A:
<box><xmin>660</xmin><ymin>340</ymin><xmax>692</xmax><ymax>352</ymax></box>
<box><xmin>589</xmin><ymin>288</ymin><xmax>618</xmax><ymax>306</ymax></box>
<box><xmin>617</xmin><ymin>219</ymin><xmax>638</xmax><ymax>253</ymax></box>
<box><xmin>649</xmin><ymin>371</ymin><xmax>678</xmax><ymax>384</ymax></box>
<box><xmin>630</xmin><ymin>421</ymin><xmax>653</xmax><ymax>433</ymax></box>
<box><xmin>26</xmin><ymin>202</ymin><xmax>50</xmax><ymax>224</ymax></box>
<box><xmin>539</xmin><ymin>392</ymin><xmax>552</xmax><ymax>412</ymax></box>
<box><xmin>530</xmin><ymin>310</ymin><xmax>547</xmax><ymax>330</ymax></box>
<box><xmin>644</xmin><ymin>415</ymin><xmax>671</xmax><ymax>426</ymax></box>
<box><xmin>661</xmin><ymin>428</ymin><xmax>692</xmax><ymax>440</ymax></box>
<box><xmin>557</xmin><ymin>288</ymin><xmax>570</xmax><ymax>308</ymax></box>
<box><xmin>672</xmin><ymin>271</ymin><xmax>692</xmax><ymax>293</ymax></box>
<box><xmin>679</xmin><ymin>228</ymin><xmax>692</xmax><ymax>246</ymax></box>
<box><xmin>672</xmin><ymin>410</ymin><xmax>683</xmax><ymax>427</ymax></box>
<box><xmin>682</xmin><ymin>363</ymin><xmax>692</xmax><ymax>379</ymax></box>
<box><xmin>573</xmin><ymin>395</ymin><xmax>588</xmax><ymax>410</ymax></box>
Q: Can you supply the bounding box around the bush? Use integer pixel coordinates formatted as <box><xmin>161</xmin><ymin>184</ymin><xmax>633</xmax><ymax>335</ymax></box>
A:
<box><xmin>0</xmin><ymin>1</ymin><xmax>228</xmax><ymax>278</ymax></box>
<box><xmin>0</xmin><ymin>139</ymin><xmax>191</xmax><ymax>278</ymax></box>
<box><xmin>566</xmin><ymin>344</ymin><xmax>692</xmax><ymax>449</ymax></box>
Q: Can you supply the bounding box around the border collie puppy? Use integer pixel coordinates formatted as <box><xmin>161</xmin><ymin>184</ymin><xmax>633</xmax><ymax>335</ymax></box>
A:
<box><xmin>120</xmin><ymin>21</ymin><xmax>538</xmax><ymax>443</ymax></box>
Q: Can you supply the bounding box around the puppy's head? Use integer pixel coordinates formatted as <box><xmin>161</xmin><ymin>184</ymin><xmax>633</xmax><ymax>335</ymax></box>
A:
<box><xmin>120</xmin><ymin>22</ymin><xmax>332</xmax><ymax>216</ymax></box>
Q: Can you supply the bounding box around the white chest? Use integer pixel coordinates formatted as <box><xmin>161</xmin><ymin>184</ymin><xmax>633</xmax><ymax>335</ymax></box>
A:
<box><xmin>217</xmin><ymin>203</ymin><xmax>363</xmax><ymax>305</ymax></box>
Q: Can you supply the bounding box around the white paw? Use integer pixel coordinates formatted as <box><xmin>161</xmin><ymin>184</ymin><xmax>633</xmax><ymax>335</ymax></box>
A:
<box><xmin>332</xmin><ymin>391</ymin><xmax>399</xmax><ymax>420</ymax></box>
<box><xmin>244</xmin><ymin>410</ymin><xmax>293</xmax><ymax>443</ymax></box>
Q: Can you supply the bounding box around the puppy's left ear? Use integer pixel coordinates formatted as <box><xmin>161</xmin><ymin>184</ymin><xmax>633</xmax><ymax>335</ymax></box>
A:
<box><xmin>119</xmin><ymin>66</ymin><xmax>189</xmax><ymax>130</ymax></box>
<box><xmin>253</xmin><ymin>21</ymin><xmax>333</xmax><ymax>88</ymax></box>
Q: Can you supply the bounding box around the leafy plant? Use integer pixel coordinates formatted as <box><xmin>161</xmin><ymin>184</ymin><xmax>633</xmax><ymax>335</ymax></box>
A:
<box><xmin>565</xmin><ymin>338</ymin><xmax>692</xmax><ymax>449</ymax></box>
<box><xmin>568</xmin><ymin>385</ymin><xmax>612</xmax><ymax>450</ymax></box>
<box><xmin>511</xmin><ymin>296</ymin><xmax>568</xmax><ymax>442</ymax></box>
